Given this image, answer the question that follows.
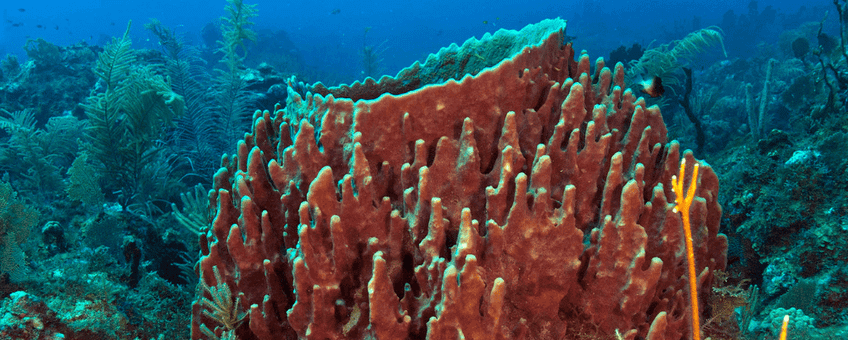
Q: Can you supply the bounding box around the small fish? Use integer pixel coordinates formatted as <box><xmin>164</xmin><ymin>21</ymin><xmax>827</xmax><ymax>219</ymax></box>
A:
<box><xmin>483</xmin><ymin>20</ymin><xmax>488</xmax><ymax>24</ymax></box>
<box><xmin>12</xmin><ymin>22</ymin><xmax>22</xmax><ymax>27</ymax></box>
<box><xmin>331</xmin><ymin>8</ymin><xmax>340</xmax><ymax>15</ymax></box>
<box><xmin>17</xmin><ymin>8</ymin><xmax>25</xmax><ymax>12</ymax></box>
<box><xmin>54</xmin><ymin>25</ymin><xmax>58</xmax><ymax>30</ymax></box>
<box><xmin>639</xmin><ymin>76</ymin><xmax>665</xmax><ymax>98</ymax></box>
<box><xmin>110</xmin><ymin>22</ymin><xmax>115</xmax><ymax>26</ymax></box>
<box><xmin>36</xmin><ymin>24</ymin><xmax>43</xmax><ymax>28</ymax></box>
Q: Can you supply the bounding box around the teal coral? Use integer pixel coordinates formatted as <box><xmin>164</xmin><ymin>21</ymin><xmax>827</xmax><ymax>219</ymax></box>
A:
<box><xmin>769</xmin><ymin>308</ymin><xmax>816</xmax><ymax>338</ymax></box>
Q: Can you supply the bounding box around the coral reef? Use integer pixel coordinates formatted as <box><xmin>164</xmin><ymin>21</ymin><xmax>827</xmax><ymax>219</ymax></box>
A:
<box><xmin>0</xmin><ymin>246</ymin><xmax>193</xmax><ymax>339</ymax></box>
<box><xmin>1</xmin><ymin>40</ymin><xmax>97</xmax><ymax>123</ymax></box>
<box><xmin>6</xmin><ymin>1</ymin><xmax>848</xmax><ymax>338</ymax></box>
<box><xmin>192</xmin><ymin>18</ymin><xmax>727</xmax><ymax>340</ymax></box>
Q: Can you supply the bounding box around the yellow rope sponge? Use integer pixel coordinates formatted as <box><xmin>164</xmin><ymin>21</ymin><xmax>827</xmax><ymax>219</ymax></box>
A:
<box><xmin>672</xmin><ymin>158</ymin><xmax>701</xmax><ymax>340</ymax></box>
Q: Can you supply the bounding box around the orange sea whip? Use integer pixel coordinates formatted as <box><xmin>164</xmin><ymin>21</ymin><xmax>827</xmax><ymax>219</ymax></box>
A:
<box><xmin>672</xmin><ymin>158</ymin><xmax>701</xmax><ymax>340</ymax></box>
<box><xmin>779</xmin><ymin>315</ymin><xmax>789</xmax><ymax>340</ymax></box>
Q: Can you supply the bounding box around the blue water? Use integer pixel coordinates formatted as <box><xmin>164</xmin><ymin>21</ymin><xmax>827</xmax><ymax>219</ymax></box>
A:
<box><xmin>1</xmin><ymin>0</ymin><xmax>832</xmax><ymax>84</ymax></box>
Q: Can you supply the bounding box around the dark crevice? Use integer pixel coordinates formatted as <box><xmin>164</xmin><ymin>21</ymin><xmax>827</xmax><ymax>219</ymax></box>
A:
<box><xmin>426</xmin><ymin>140</ymin><xmax>437</xmax><ymax>167</ymax></box>
<box><xmin>482</xmin><ymin>115</ymin><xmax>506</xmax><ymax>174</ymax></box>
<box><xmin>444</xmin><ymin>225</ymin><xmax>457</xmax><ymax>262</ymax></box>
<box><xmin>395</xmin><ymin>253</ymin><xmax>416</xmax><ymax>298</ymax></box>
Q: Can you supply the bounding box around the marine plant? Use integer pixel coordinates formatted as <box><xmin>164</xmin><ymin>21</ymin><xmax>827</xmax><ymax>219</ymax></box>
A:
<box><xmin>745</xmin><ymin>58</ymin><xmax>776</xmax><ymax>139</ymax></box>
<box><xmin>0</xmin><ymin>109</ymin><xmax>67</xmax><ymax>200</ymax></box>
<box><xmin>0</xmin><ymin>180</ymin><xmax>39</xmax><ymax>282</ymax></box>
<box><xmin>211</xmin><ymin>0</ymin><xmax>258</xmax><ymax>153</ymax></box>
<box><xmin>82</xmin><ymin>22</ymin><xmax>185</xmax><ymax>209</ymax></box>
<box><xmin>146</xmin><ymin>19</ymin><xmax>220</xmax><ymax>182</ymax></box>
<box><xmin>65</xmin><ymin>151</ymin><xmax>104</xmax><ymax>207</ymax></box>
<box><xmin>360</xmin><ymin>26</ymin><xmax>387</xmax><ymax>79</ymax></box>
<box><xmin>628</xmin><ymin>27</ymin><xmax>727</xmax><ymax>90</ymax></box>
<box><xmin>171</xmin><ymin>183</ymin><xmax>212</xmax><ymax>237</ymax></box>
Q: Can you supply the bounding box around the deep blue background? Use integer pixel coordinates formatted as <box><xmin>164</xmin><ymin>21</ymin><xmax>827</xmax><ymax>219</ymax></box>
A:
<box><xmin>0</xmin><ymin>0</ymin><xmax>835</xmax><ymax>84</ymax></box>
